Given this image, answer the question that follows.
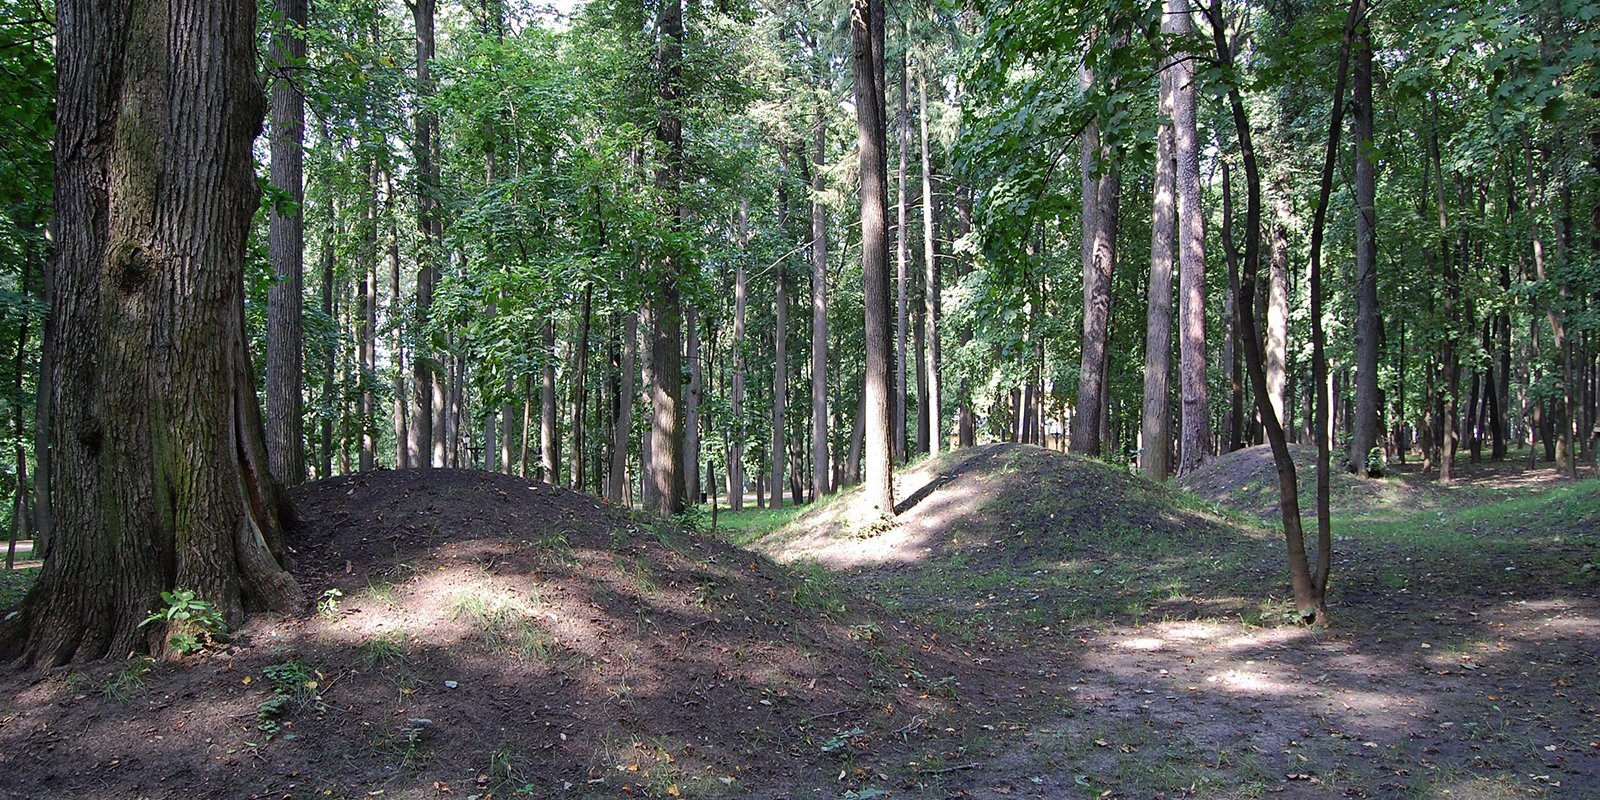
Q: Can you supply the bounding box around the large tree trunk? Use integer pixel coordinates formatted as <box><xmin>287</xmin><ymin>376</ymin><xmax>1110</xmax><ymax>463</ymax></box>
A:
<box><xmin>919</xmin><ymin>69</ymin><xmax>942</xmax><ymax>457</ymax></box>
<box><xmin>853</xmin><ymin>0</ymin><xmax>894</xmax><ymax>516</ymax></box>
<box><xmin>412</xmin><ymin>0</ymin><xmax>439</xmax><ymax>469</ymax></box>
<box><xmin>648</xmin><ymin>0</ymin><xmax>686</xmax><ymax>516</ymax></box>
<box><xmin>266</xmin><ymin>0</ymin><xmax>307</xmax><ymax>487</ymax></box>
<box><xmin>1141</xmin><ymin>48</ymin><xmax>1176</xmax><ymax>481</ymax></box>
<box><xmin>1071</xmin><ymin>59</ymin><xmax>1118</xmax><ymax>456</ymax></box>
<box><xmin>1174</xmin><ymin>0</ymin><xmax>1211</xmax><ymax>475</ymax></box>
<box><xmin>1348</xmin><ymin>19</ymin><xmax>1383</xmax><ymax>476</ymax></box>
<box><xmin>810</xmin><ymin>106</ymin><xmax>831</xmax><ymax>500</ymax></box>
<box><xmin>7</xmin><ymin>0</ymin><xmax>305</xmax><ymax>668</ymax></box>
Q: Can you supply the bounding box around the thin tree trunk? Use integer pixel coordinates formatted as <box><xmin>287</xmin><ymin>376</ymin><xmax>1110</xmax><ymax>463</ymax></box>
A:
<box><xmin>771</xmin><ymin>258</ymin><xmax>787</xmax><ymax>509</ymax></box>
<box><xmin>729</xmin><ymin>202</ymin><xmax>748</xmax><ymax>509</ymax></box>
<box><xmin>571</xmin><ymin>285</ymin><xmax>593</xmax><ymax>488</ymax></box>
<box><xmin>955</xmin><ymin>187</ymin><xmax>976</xmax><ymax>448</ymax></box>
<box><xmin>412</xmin><ymin>0</ymin><xmax>440</xmax><ymax>469</ymax></box>
<box><xmin>894</xmin><ymin>46</ymin><xmax>910</xmax><ymax>464</ymax></box>
<box><xmin>608</xmin><ymin>313</ymin><xmax>638</xmax><ymax>504</ymax></box>
<box><xmin>919</xmin><ymin>68</ymin><xmax>942</xmax><ymax>457</ymax></box>
<box><xmin>810</xmin><ymin>106</ymin><xmax>831</xmax><ymax>500</ymax></box>
<box><xmin>358</xmin><ymin>161</ymin><xmax>377</xmax><ymax>472</ymax></box>
<box><xmin>684</xmin><ymin>304</ymin><xmax>701</xmax><ymax>503</ymax></box>
<box><xmin>542</xmin><ymin>319</ymin><xmax>560</xmax><ymax>485</ymax></box>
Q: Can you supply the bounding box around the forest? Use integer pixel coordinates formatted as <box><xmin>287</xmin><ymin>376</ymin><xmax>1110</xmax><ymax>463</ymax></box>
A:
<box><xmin>0</xmin><ymin>0</ymin><xmax>1597</xmax><ymax>797</ymax></box>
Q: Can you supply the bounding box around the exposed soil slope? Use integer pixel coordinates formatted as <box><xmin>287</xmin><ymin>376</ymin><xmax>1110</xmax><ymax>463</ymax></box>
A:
<box><xmin>0</xmin><ymin>469</ymin><xmax>974</xmax><ymax>799</ymax></box>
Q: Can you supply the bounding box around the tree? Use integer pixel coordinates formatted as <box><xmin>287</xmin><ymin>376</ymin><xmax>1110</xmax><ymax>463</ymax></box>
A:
<box><xmin>811</xmin><ymin>103</ymin><xmax>831</xmax><ymax>500</ymax></box>
<box><xmin>411</xmin><ymin>0</ymin><xmax>441</xmax><ymax>469</ymax></box>
<box><xmin>267</xmin><ymin>0</ymin><xmax>308</xmax><ymax>487</ymax></box>
<box><xmin>1173</xmin><ymin>0</ymin><xmax>1210</xmax><ymax>477</ymax></box>
<box><xmin>1348</xmin><ymin>15</ymin><xmax>1382</xmax><ymax>476</ymax></box>
<box><xmin>1140</xmin><ymin>8</ymin><xmax>1178</xmax><ymax>481</ymax></box>
<box><xmin>648</xmin><ymin>0</ymin><xmax>686</xmax><ymax>516</ymax></box>
<box><xmin>5</xmin><ymin>0</ymin><xmax>304</xmax><ymax>667</ymax></box>
<box><xmin>919</xmin><ymin>66</ymin><xmax>942</xmax><ymax>458</ymax></box>
<box><xmin>853</xmin><ymin>0</ymin><xmax>894</xmax><ymax>517</ymax></box>
<box><xmin>1071</xmin><ymin>56</ymin><xmax>1119</xmax><ymax>458</ymax></box>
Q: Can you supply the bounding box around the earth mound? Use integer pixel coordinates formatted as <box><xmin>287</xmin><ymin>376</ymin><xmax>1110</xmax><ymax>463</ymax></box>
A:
<box><xmin>0</xmin><ymin>469</ymin><xmax>969</xmax><ymax>799</ymax></box>
<box><xmin>1179</xmin><ymin>443</ymin><xmax>1430</xmax><ymax>519</ymax></box>
<box><xmin>750</xmin><ymin>443</ymin><xmax>1275</xmax><ymax>627</ymax></box>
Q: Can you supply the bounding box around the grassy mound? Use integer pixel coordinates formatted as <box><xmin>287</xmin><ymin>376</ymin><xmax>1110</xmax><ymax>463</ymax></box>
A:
<box><xmin>0</xmin><ymin>469</ymin><xmax>970</xmax><ymax>799</ymax></box>
<box><xmin>1179</xmin><ymin>443</ymin><xmax>1432</xmax><ymax>520</ymax></box>
<box><xmin>748</xmin><ymin>443</ymin><xmax>1284</xmax><ymax>630</ymax></box>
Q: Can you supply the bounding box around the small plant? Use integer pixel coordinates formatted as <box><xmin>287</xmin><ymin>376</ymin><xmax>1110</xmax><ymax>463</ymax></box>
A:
<box><xmin>140</xmin><ymin>589</ymin><xmax>226</xmax><ymax>655</ymax></box>
<box><xmin>256</xmin><ymin>659</ymin><xmax>321</xmax><ymax>738</ymax></box>
<box><xmin>359</xmin><ymin>632</ymin><xmax>407</xmax><ymax>669</ymax></box>
<box><xmin>101</xmin><ymin>656</ymin><xmax>155</xmax><ymax>701</ymax></box>
<box><xmin>316</xmin><ymin>587</ymin><xmax>344</xmax><ymax>618</ymax></box>
<box><xmin>390</xmin><ymin>717</ymin><xmax>432</xmax><ymax>768</ymax></box>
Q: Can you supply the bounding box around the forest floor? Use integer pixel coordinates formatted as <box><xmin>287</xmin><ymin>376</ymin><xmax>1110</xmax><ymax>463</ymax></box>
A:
<box><xmin>0</xmin><ymin>446</ymin><xmax>1594</xmax><ymax>799</ymax></box>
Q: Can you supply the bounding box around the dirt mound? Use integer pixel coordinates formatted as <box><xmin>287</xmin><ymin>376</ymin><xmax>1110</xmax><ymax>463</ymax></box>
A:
<box><xmin>1180</xmin><ymin>443</ymin><xmax>1431</xmax><ymax>519</ymax></box>
<box><xmin>750</xmin><ymin>444</ymin><xmax>1276</xmax><ymax>627</ymax></box>
<box><xmin>0</xmin><ymin>469</ymin><xmax>971</xmax><ymax>799</ymax></box>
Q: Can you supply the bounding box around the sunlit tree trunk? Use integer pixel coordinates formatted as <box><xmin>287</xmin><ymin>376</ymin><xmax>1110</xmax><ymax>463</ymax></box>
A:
<box><xmin>853</xmin><ymin>0</ymin><xmax>894</xmax><ymax>516</ymax></box>
<box><xmin>894</xmin><ymin>47</ymin><xmax>910</xmax><ymax>464</ymax></box>
<box><xmin>648</xmin><ymin>0</ymin><xmax>686</xmax><ymax>515</ymax></box>
<box><xmin>1174</xmin><ymin>0</ymin><xmax>1211</xmax><ymax>476</ymax></box>
<box><xmin>1141</xmin><ymin>42</ymin><xmax>1176</xmax><ymax>481</ymax></box>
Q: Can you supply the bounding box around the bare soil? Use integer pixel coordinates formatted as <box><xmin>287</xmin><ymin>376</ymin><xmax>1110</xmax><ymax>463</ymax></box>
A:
<box><xmin>1</xmin><ymin>448</ymin><xmax>1595</xmax><ymax>799</ymax></box>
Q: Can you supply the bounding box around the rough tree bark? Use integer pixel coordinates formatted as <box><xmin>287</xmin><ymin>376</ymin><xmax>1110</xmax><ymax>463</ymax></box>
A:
<box><xmin>4</xmin><ymin>0</ymin><xmax>305</xmax><ymax>668</ymax></box>
<box><xmin>1348</xmin><ymin>17</ymin><xmax>1383</xmax><ymax>476</ymax></box>
<box><xmin>1071</xmin><ymin>59</ymin><xmax>1118</xmax><ymax>456</ymax></box>
<box><xmin>648</xmin><ymin>0</ymin><xmax>686</xmax><ymax>516</ymax></box>
<box><xmin>266</xmin><ymin>0</ymin><xmax>307</xmax><ymax>486</ymax></box>
<box><xmin>1174</xmin><ymin>0</ymin><xmax>1211</xmax><ymax>476</ymax></box>
<box><xmin>853</xmin><ymin>0</ymin><xmax>894</xmax><ymax>516</ymax></box>
<box><xmin>1141</xmin><ymin>31</ymin><xmax>1177</xmax><ymax>481</ymax></box>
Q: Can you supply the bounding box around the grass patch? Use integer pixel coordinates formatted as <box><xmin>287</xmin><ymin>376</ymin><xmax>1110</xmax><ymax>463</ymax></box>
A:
<box><xmin>0</xmin><ymin>566</ymin><xmax>35</xmax><ymax>611</ymax></box>
<box><xmin>710</xmin><ymin>505</ymin><xmax>806</xmax><ymax>547</ymax></box>
<box><xmin>452</xmin><ymin>588</ymin><xmax>559</xmax><ymax>662</ymax></box>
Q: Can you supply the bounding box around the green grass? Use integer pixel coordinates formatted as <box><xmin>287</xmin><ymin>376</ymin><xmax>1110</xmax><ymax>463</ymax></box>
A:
<box><xmin>707</xmin><ymin>504</ymin><xmax>805</xmax><ymax>547</ymax></box>
<box><xmin>0</xmin><ymin>566</ymin><xmax>36</xmax><ymax>610</ymax></box>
